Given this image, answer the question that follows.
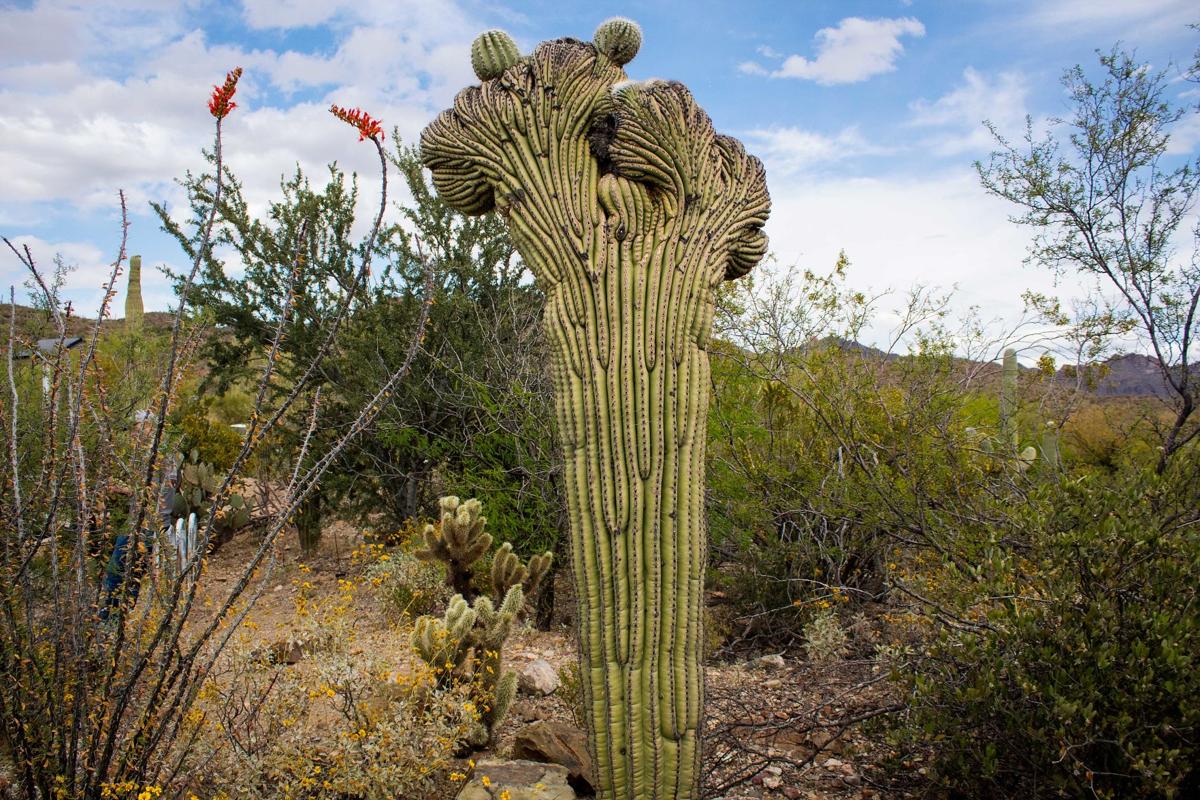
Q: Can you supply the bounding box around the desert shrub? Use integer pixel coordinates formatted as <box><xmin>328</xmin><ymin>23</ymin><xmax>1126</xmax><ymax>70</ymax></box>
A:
<box><xmin>186</xmin><ymin>569</ymin><xmax>476</xmax><ymax>800</ymax></box>
<box><xmin>365</xmin><ymin>549</ymin><xmax>448</xmax><ymax>618</ymax></box>
<box><xmin>803</xmin><ymin>608</ymin><xmax>849</xmax><ymax>664</ymax></box>
<box><xmin>174</xmin><ymin>405</ymin><xmax>245</xmax><ymax>472</ymax></box>
<box><xmin>897</xmin><ymin>469</ymin><xmax>1200</xmax><ymax>799</ymax></box>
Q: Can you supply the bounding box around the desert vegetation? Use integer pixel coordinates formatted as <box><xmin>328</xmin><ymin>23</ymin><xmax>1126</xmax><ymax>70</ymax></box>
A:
<box><xmin>0</xmin><ymin>17</ymin><xmax>1197</xmax><ymax>800</ymax></box>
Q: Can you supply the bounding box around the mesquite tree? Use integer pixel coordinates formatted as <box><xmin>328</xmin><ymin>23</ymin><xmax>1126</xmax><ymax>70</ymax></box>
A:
<box><xmin>421</xmin><ymin>18</ymin><xmax>770</xmax><ymax>799</ymax></box>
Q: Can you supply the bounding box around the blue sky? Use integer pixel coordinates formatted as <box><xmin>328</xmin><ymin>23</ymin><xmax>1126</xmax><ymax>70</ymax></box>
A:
<box><xmin>1</xmin><ymin>0</ymin><xmax>1197</xmax><ymax>353</ymax></box>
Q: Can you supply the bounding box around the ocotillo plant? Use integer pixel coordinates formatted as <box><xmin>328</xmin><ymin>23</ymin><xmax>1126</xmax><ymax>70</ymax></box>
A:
<box><xmin>421</xmin><ymin>18</ymin><xmax>770</xmax><ymax>799</ymax></box>
<box><xmin>125</xmin><ymin>254</ymin><xmax>144</xmax><ymax>326</ymax></box>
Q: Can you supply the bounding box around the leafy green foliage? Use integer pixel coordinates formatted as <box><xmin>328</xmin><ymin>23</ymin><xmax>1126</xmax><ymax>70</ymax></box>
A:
<box><xmin>900</xmin><ymin>469</ymin><xmax>1200</xmax><ymax>799</ymax></box>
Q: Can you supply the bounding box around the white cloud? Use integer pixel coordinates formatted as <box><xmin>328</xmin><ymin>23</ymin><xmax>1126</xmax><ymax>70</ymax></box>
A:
<box><xmin>909</xmin><ymin>68</ymin><xmax>1030</xmax><ymax>155</ymax></box>
<box><xmin>1023</xmin><ymin>0</ymin><xmax>1197</xmax><ymax>38</ymax></box>
<box><xmin>1166</xmin><ymin>112</ymin><xmax>1200</xmax><ymax>155</ymax></box>
<box><xmin>744</xmin><ymin>126</ymin><xmax>889</xmax><ymax>175</ymax></box>
<box><xmin>761</xmin><ymin>17</ymin><xmax>925</xmax><ymax>85</ymax></box>
<box><xmin>0</xmin><ymin>0</ymin><xmax>483</xmax><ymax>219</ymax></box>
<box><xmin>761</xmin><ymin>169</ymin><xmax>1087</xmax><ymax>348</ymax></box>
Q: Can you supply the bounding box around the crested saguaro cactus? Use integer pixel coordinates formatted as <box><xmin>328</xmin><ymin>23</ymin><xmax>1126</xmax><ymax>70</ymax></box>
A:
<box><xmin>421</xmin><ymin>18</ymin><xmax>770</xmax><ymax>799</ymax></box>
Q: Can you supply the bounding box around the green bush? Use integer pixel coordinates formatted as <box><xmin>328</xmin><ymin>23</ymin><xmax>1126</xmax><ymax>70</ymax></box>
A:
<box><xmin>365</xmin><ymin>550</ymin><xmax>448</xmax><ymax>618</ymax></box>
<box><xmin>899</xmin><ymin>471</ymin><xmax>1200</xmax><ymax>799</ymax></box>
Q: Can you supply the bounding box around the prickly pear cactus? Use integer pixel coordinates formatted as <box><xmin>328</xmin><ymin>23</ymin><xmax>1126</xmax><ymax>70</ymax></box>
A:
<box><xmin>172</xmin><ymin>449</ymin><xmax>254</xmax><ymax>541</ymax></box>
<box><xmin>421</xmin><ymin>19</ymin><xmax>770</xmax><ymax>799</ymax></box>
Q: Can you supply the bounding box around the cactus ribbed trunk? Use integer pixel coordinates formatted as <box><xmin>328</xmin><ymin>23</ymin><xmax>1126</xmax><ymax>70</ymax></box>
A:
<box><xmin>125</xmin><ymin>254</ymin><xmax>144</xmax><ymax>326</ymax></box>
<box><xmin>1000</xmin><ymin>347</ymin><xmax>1018</xmax><ymax>440</ymax></box>
<box><xmin>421</xmin><ymin>22</ymin><xmax>769</xmax><ymax>799</ymax></box>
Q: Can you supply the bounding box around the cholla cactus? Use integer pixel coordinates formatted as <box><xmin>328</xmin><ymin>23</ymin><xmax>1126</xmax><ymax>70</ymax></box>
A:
<box><xmin>422</xmin><ymin>18</ymin><xmax>769</xmax><ymax>798</ymax></box>
<box><xmin>413</xmin><ymin>594</ymin><xmax>477</xmax><ymax>685</ymax></box>
<box><xmin>411</xmin><ymin>586</ymin><xmax>524</xmax><ymax>747</ymax></box>
<box><xmin>465</xmin><ymin>585</ymin><xmax>523</xmax><ymax>746</ymax></box>
<box><xmin>490</xmin><ymin>541</ymin><xmax>552</xmax><ymax>602</ymax></box>
<box><xmin>415</xmin><ymin>496</ymin><xmax>491</xmax><ymax>599</ymax></box>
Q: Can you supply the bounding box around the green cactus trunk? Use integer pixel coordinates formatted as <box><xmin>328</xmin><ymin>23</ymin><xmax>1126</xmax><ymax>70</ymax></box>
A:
<box><xmin>422</xmin><ymin>21</ymin><xmax>769</xmax><ymax>800</ymax></box>
<box><xmin>125</xmin><ymin>254</ymin><xmax>144</xmax><ymax>327</ymax></box>
<box><xmin>1000</xmin><ymin>347</ymin><xmax>1018</xmax><ymax>442</ymax></box>
<box><xmin>296</xmin><ymin>493</ymin><xmax>322</xmax><ymax>554</ymax></box>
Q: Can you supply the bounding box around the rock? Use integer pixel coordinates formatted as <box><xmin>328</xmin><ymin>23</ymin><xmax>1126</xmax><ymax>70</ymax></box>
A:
<box><xmin>518</xmin><ymin>658</ymin><xmax>560</xmax><ymax>696</ymax></box>
<box><xmin>250</xmin><ymin>639</ymin><xmax>304</xmax><ymax>665</ymax></box>
<box><xmin>782</xmin><ymin>788</ymin><xmax>804</xmax><ymax>799</ymax></box>
<box><xmin>763</xmin><ymin>678</ymin><xmax>783</xmax><ymax>689</ymax></box>
<box><xmin>807</xmin><ymin>730</ymin><xmax>844</xmax><ymax>754</ymax></box>
<box><xmin>456</xmin><ymin>759</ymin><xmax>575</xmax><ymax>800</ymax></box>
<box><xmin>763</xmin><ymin>774</ymin><xmax>783</xmax><ymax>790</ymax></box>
<box><xmin>754</xmin><ymin>653</ymin><xmax>786</xmax><ymax>670</ymax></box>
<box><xmin>513</xmin><ymin>721</ymin><xmax>594</xmax><ymax>794</ymax></box>
<box><xmin>511</xmin><ymin>699</ymin><xmax>547</xmax><ymax>723</ymax></box>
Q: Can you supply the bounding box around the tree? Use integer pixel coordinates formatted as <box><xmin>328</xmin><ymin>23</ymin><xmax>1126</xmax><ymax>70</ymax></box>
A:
<box><xmin>978</xmin><ymin>45</ymin><xmax>1200</xmax><ymax>472</ymax></box>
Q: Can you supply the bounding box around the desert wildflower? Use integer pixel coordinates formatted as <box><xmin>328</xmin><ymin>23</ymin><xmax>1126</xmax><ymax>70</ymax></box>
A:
<box><xmin>208</xmin><ymin>67</ymin><xmax>242</xmax><ymax>119</ymax></box>
<box><xmin>329</xmin><ymin>104</ymin><xmax>384</xmax><ymax>141</ymax></box>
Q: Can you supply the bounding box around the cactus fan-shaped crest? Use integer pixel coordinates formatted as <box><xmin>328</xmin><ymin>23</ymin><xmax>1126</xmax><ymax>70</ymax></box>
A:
<box><xmin>421</xmin><ymin>21</ymin><xmax>770</xmax><ymax>800</ymax></box>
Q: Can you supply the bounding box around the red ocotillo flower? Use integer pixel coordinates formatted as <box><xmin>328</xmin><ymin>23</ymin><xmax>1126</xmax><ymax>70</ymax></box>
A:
<box><xmin>209</xmin><ymin>67</ymin><xmax>243</xmax><ymax>119</ymax></box>
<box><xmin>330</xmin><ymin>104</ymin><xmax>383</xmax><ymax>141</ymax></box>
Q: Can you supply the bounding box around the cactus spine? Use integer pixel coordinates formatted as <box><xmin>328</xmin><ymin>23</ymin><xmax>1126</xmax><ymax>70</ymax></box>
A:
<box><xmin>421</xmin><ymin>21</ymin><xmax>770</xmax><ymax>799</ymax></box>
<box><xmin>125</xmin><ymin>254</ymin><xmax>144</xmax><ymax>327</ymax></box>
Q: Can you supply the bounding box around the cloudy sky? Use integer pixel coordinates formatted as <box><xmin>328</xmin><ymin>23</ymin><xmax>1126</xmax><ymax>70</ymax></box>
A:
<box><xmin>1</xmin><ymin>0</ymin><xmax>1197</xmax><ymax>349</ymax></box>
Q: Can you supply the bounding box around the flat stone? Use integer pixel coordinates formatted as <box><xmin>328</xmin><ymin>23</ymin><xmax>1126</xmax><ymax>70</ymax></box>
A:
<box><xmin>755</xmin><ymin>653</ymin><xmax>786</xmax><ymax>670</ymax></box>
<box><xmin>518</xmin><ymin>658</ymin><xmax>560</xmax><ymax>696</ymax></box>
<box><xmin>512</xmin><ymin>720</ymin><xmax>594</xmax><ymax>794</ymax></box>
<box><xmin>456</xmin><ymin>759</ymin><xmax>575</xmax><ymax>800</ymax></box>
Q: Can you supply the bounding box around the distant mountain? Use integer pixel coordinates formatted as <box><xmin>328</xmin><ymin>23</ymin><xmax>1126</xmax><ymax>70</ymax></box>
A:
<box><xmin>824</xmin><ymin>336</ymin><xmax>1175</xmax><ymax>399</ymax></box>
<box><xmin>1057</xmin><ymin>353</ymin><xmax>1175</xmax><ymax>399</ymax></box>
<box><xmin>1</xmin><ymin>304</ymin><xmax>175</xmax><ymax>341</ymax></box>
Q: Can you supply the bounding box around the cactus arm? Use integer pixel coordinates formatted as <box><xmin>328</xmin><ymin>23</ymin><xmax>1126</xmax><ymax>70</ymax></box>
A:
<box><xmin>421</xmin><ymin>22</ymin><xmax>769</xmax><ymax>800</ymax></box>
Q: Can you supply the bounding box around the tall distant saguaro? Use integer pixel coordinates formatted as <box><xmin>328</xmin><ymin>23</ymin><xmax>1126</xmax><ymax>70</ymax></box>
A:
<box><xmin>421</xmin><ymin>19</ymin><xmax>770</xmax><ymax>799</ymax></box>
<box><xmin>125</xmin><ymin>254</ymin><xmax>144</xmax><ymax>326</ymax></box>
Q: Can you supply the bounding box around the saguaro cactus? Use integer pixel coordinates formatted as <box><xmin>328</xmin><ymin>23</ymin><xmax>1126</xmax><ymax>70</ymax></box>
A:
<box><xmin>1000</xmin><ymin>347</ymin><xmax>1018</xmax><ymax>441</ymax></box>
<box><xmin>421</xmin><ymin>18</ymin><xmax>770</xmax><ymax>799</ymax></box>
<box><xmin>125</xmin><ymin>254</ymin><xmax>144</xmax><ymax>326</ymax></box>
